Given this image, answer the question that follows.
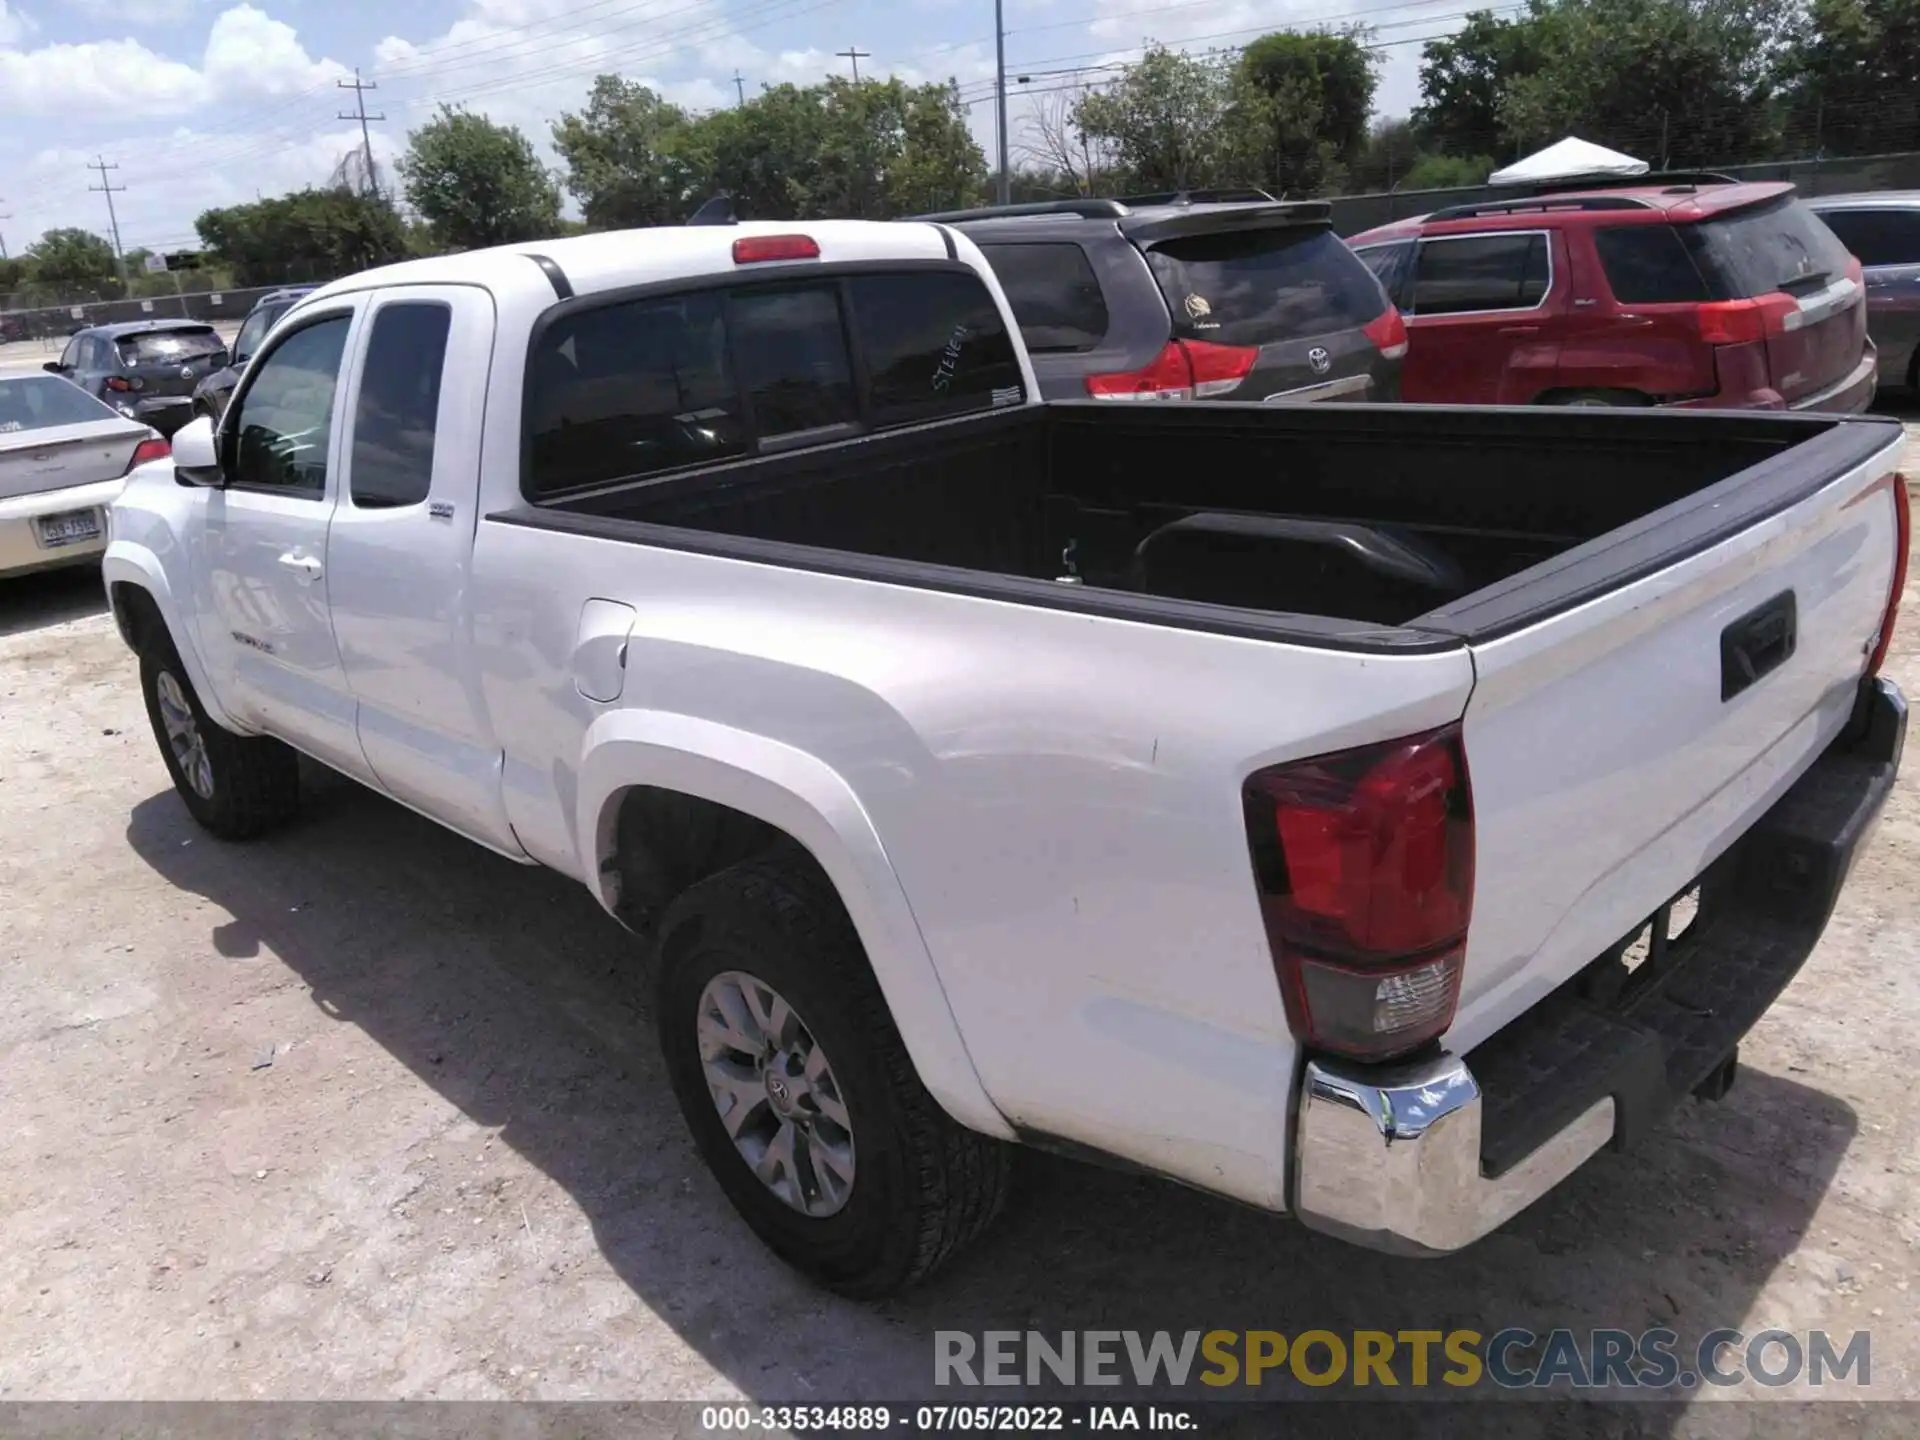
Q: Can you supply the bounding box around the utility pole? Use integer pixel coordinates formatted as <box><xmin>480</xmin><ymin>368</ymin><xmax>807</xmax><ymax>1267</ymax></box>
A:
<box><xmin>836</xmin><ymin>45</ymin><xmax>870</xmax><ymax>83</ymax></box>
<box><xmin>994</xmin><ymin>0</ymin><xmax>1010</xmax><ymax>204</ymax></box>
<box><xmin>733</xmin><ymin>69</ymin><xmax>747</xmax><ymax>105</ymax></box>
<box><xmin>338</xmin><ymin>68</ymin><xmax>386</xmax><ymax>199</ymax></box>
<box><xmin>86</xmin><ymin>158</ymin><xmax>130</xmax><ymax>297</ymax></box>
<box><xmin>0</xmin><ymin>202</ymin><xmax>11</xmax><ymax>262</ymax></box>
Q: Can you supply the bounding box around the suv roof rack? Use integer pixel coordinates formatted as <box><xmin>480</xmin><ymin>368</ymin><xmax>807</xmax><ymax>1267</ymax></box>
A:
<box><xmin>1113</xmin><ymin>187</ymin><xmax>1278</xmax><ymax>207</ymax></box>
<box><xmin>1523</xmin><ymin>169</ymin><xmax>1740</xmax><ymax>196</ymax></box>
<box><xmin>908</xmin><ymin>198</ymin><xmax>1130</xmax><ymax>223</ymax></box>
<box><xmin>1426</xmin><ymin>194</ymin><xmax>1656</xmax><ymax>222</ymax></box>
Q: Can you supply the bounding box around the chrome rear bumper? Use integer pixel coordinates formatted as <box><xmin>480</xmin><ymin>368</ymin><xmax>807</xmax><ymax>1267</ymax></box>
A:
<box><xmin>1293</xmin><ymin>1052</ymin><xmax>1614</xmax><ymax>1255</ymax></box>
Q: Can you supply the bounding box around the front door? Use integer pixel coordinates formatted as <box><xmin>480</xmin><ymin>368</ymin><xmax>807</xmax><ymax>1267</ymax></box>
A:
<box><xmin>1402</xmin><ymin>230</ymin><xmax>1563</xmax><ymax>404</ymax></box>
<box><xmin>190</xmin><ymin>304</ymin><xmax>374</xmax><ymax>783</ymax></box>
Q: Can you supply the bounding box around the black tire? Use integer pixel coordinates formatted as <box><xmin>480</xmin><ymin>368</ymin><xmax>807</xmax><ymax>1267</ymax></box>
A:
<box><xmin>138</xmin><ymin>633</ymin><xmax>301</xmax><ymax>840</ymax></box>
<box><xmin>1543</xmin><ymin>388</ymin><xmax>1650</xmax><ymax>408</ymax></box>
<box><xmin>656</xmin><ymin>852</ymin><xmax>1013</xmax><ymax>1297</ymax></box>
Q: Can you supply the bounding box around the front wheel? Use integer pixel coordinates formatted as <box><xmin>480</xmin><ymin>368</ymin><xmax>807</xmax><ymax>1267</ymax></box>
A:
<box><xmin>139</xmin><ymin>635</ymin><xmax>300</xmax><ymax>840</ymax></box>
<box><xmin>655</xmin><ymin>853</ymin><xmax>1013</xmax><ymax>1297</ymax></box>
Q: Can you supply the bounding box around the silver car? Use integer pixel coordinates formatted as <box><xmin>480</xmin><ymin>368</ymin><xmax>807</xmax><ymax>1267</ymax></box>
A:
<box><xmin>0</xmin><ymin>371</ymin><xmax>168</xmax><ymax>578</ymax></box>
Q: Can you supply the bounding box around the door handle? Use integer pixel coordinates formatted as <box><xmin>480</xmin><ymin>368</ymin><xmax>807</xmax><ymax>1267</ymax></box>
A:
<box><xmin>1498</xmin><ymin>325</ymin><xmax>1541</xmax><ymax>336</ymax></box>
<box><xmin>277</xmin><ymin>551</ymin><xmax>324</xmax><ymax>582</ymax></box>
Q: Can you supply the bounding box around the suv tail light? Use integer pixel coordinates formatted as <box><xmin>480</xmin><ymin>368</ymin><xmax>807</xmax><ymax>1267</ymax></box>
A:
<box><xmin>105</xmin><ymin>375</ymin><xmax>145</xmax><ymax>393</ymax></box>
<box><xmin>1085</xmin><ymin>339</ymin><xmax>1258</xmax><ymax>400</ymax></box>
<box><xmin>1867</xmin><ymin>473</ymin><xmax>1910</xmax><ymax>680</ymax></box>
<box><xmin>1363</xmin><ymin>306</ymin><xmax>1408</xmax><ymax>361</ymax></box>
<box><xmin>1695</xmin><ymin>292</ymin><xmax>1797</xmax><ymax>346</ymax></box>
<box><xmin>125</xmin><ymin>436</ymin><xmax>171</xmax><ymax>473</ymax></box>
<box><xmin>1242</xmin><ymin>725</ymin><xmax>1474</xmax><ymax>1061</ymax></box>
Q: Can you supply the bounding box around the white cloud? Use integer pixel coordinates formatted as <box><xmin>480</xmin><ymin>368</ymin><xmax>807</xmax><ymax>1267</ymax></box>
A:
<box><xmin>0</xmin><ymin>4</ymin><xmax>343</xmax><ymax>117</ymax></box>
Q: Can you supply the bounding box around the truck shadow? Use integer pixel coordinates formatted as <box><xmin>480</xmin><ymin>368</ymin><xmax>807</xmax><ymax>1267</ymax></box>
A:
<box><xmin>0</xmin><ymin>565</ymin><xmax>109</xmax><ymax>640</ymax></box>
<box><xmin>125</xmin><ymin>769</ymin><xmax>1858</xmax><ymax>1422</ymax></box>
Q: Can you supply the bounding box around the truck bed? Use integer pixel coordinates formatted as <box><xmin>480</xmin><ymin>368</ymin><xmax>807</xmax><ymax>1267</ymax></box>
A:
<box><xmin>522</xmin><ymin>402</ymin><xmax>1896</xmax><ymax>643</ymax></box>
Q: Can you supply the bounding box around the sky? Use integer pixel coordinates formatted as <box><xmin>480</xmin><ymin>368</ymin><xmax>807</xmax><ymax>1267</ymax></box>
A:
<box><xmin>0</xmin><ymin>0</ymin><xmax>1473</xmax><ymax>258</ymax></box>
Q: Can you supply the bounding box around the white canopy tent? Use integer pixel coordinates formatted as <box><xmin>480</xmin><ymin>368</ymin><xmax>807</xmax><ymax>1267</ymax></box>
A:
<box><xmin>1488</xmin><ymin>138</ymin><xmax>1649</xmax><ymax>188</ymax></box>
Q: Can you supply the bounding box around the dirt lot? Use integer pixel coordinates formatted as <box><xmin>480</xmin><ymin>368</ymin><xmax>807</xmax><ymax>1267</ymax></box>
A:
<box><xmin>2</xmin><ymin>430</ymin><xmax>1920</xmax><ymax>1424</ymax></box>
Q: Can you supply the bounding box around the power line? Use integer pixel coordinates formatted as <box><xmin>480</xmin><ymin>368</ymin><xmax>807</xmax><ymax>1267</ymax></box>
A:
<box><xmin>338</xmin><ymin>68</ymin><xmax>387</xmax><ymax>201</ymax></box>
<box><xmin>836</xmin><ymin>45</ymin><xmax>870</xmax><ymax>82</ymax></box>
<box><xmin>86</xmin><ymin>158</ymin><xmax>130</xmax><ymax>297</ymax></box>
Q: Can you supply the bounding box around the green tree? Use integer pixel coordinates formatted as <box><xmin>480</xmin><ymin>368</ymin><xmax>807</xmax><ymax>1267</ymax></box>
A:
<box><xmin>1071</xmin><ymin>45</ymin><xmax>1235</xmax><ymax>192</ymax></box>
<box><xmin>552</xmin><ymin>76</ymin><xmax>694</xmax><ymax>229</ymax></box>
<box><xmin>23</xmin><ymin>228</ymin><xmax>120</xmax><ymax>294</ymax></box>
<box><xmin>1775</xmin><ymin>0</ymin><xmax>1920</xmax><ymax>155</ymax></box>
<box><xmin>398</xmin><ymin>104</ymin><xmax>563</xmax><ymax>251</ymax></box>
<box><xmin>196</xmin><ymin>189</ymin><xmax>409</xmax><ymax>285</ymax></box>
<box><xmin>1413</xmin><ymin>9</ymin><xmax>1545</xmax><ymax>163</ymax></box>
<box><xmin>1234</xmin><ymin>28</ymin><xmax>1379</xmax><ymax>194</ymax></box>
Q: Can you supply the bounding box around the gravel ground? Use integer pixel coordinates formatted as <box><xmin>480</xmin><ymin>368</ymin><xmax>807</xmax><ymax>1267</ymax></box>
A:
<box><xmin>2</xmin><ymin>438</ymin><xmax>1920</xmax><ymax>1426</ymax></box>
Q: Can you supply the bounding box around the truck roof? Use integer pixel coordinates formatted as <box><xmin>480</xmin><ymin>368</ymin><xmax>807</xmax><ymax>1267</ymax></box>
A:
<box><xmin>301</xmin><ymin>220</ymin><xmax>962</xmax><ymax>308</ymax></box>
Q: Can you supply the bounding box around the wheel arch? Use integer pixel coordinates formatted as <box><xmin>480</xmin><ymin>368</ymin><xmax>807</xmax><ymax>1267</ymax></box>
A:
<box><xmin>103</xmin><ymin>547</ymin><xmax>245</xmax><ymax>732</ymax></box>
<box><xmin>577</xmin><ymin>708</ymin><xmax>1014</xmax><ymax>1141</ymax></box>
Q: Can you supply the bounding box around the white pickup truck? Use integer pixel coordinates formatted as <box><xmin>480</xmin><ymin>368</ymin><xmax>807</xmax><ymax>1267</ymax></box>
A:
<box><xmin>105</xmin><ymin>219</ymin><xmax>1909</xmax><ymax>1297</ymax></box>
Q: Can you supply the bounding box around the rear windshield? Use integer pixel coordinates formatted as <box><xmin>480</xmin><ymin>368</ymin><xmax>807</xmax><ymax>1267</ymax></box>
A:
<box><xmin>117</xmin><ymin>328</ymin><xmax>226</xmax><ymax>364</ymax></box>
<box><xmin>0</xmin><ymin>376</ymin><xmax>117</xmax><ymax>432</ymax></box>
<box><xmin>1680</xmin><ymin>196</ymin><xmax>1854</xmax><ymax>299</ymax></box>
<box><xmin>1593</xmin><ymin>224</ymin><xmax>1711</xmax><ymax>304</ymax></box>
<box><xmin>1145</xmin><ymin>226</ymin><xmax>1388</xmax><ymax>345</ymax></box>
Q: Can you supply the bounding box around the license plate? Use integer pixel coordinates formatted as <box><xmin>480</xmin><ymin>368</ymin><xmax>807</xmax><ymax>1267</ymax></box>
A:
<box><xmin>36</xmin><ymin>509</ymin><xmax>101</xmax><ymax>548</ymax></box>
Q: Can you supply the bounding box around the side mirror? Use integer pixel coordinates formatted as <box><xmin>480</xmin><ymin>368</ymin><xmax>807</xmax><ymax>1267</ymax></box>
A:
<box><xmin>42</xmin><ymin>361</ymin><xmax>63</xmax><ymax>374</ymax></box>
<box><xmin>171</xmin><ymin>415</ymin><xmax>225</xmax><ymax>488</ymax></box>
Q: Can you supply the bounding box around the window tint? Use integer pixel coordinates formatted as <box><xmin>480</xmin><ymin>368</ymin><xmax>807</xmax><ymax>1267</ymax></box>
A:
<box><xmin>976</xmin><ymin>243</ymin><xmax>1109</xmax><ymax>351</ymax></box>
<box><xmin>1355</xmin><ymin>241</ymin><xmax>1414</xmax><ymax>305</ymax></box>
<box><xmin>350</xmin><ymin>302</ymin><xmax>451</xmax><ymax>509</ymax></box>
<box><xmin>226</xmin><ymin>316</ymin><xmax>351</xmax><ymax>494</ymax></box>
<box><xmin>0</xmin><ymin>375</ymin><xmax>117</xmax><ymax>432</ymax></box>
<box><xmin>729</xmin><ymin>285</ymin><xmax>859</xmax><ymax>438</ymax></box>
<box><xmin>526</xmin><ymin>291</ymin><xmax>748</xmax><ymax>496</ymax></box>
<box><xmin>1410</xmin><ymin>233</ymin><xmax>1550</xmax><ymax>315</ymax></box>
<box><xmin>1681</xmin><ymin>197</ymin><xmax>1853</xmax><ymax>299</ymax></box>
<box><xmin>1147</xmin><ymin>226</ymin><xmax>1389</xmax><ymax>343</ymax></box>
<box><xmin>1815</xmin><ymin>208</ymin><xmax>1920</xmax><ymax>268</ymax></box>
<box><xmin>1593</xmin><ymin>225</ymin><xmax>1710</xmax><ymax>303</ymax></box>
<box><xmin>847</xmin><ymin>271</ymin><xmax>1025</xmax><ymax>424</ymax></box>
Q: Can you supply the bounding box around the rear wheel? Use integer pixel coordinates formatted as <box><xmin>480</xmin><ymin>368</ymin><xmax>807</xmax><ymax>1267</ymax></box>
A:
<box><xmin>138</xmin><ymin>634</ymin><xmax>300</xmax><ymax>840</ymax></box>
<box><xmin>1543</xmin><ymin>388</ymin><xmax>1651</xmax><ymax>408</ymax></box>
<box><xmin>655</xmin><ymin>852</ymin><xmax>1013</xmax><ymax>1296</ymax></box>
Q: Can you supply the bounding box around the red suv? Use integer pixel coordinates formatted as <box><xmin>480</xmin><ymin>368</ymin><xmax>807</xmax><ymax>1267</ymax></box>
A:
<box><xmin>1346</xmin><ymin>177</ymin><xmax>1877</xmax><ymax>412</ymax></box>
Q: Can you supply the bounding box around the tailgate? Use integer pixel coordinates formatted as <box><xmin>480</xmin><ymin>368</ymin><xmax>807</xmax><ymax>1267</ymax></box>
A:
<box><xmin>1683</xmin><ymin>195</ymin><xmax>1868</xmax><ymax>404</ymax></box>
<box><xmin>1440</xmin><ymin>423</ymin><xmax>1905</xmax><ymax>1047</ymax></box>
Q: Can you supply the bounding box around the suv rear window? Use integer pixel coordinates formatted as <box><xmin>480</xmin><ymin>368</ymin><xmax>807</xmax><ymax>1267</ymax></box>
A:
<box><xmin>976</xmin><ymin>243</ymin><xmax>1109</xmax><ymax>352</ymax></box>
<box><xmin>525</xmin><ymin>267</ymin><xmax>1025</xmax><ymax>497</ymax></box>
<box><xmin>1145</xmin><ymin>226</ymin><xmax>1387</xmax><ymax>345</ymax></box>
<box><xmin>116</xmin><ymin>328</ymin><xmax>226</xmax><ymax>364</ymax></box>
<box><xmin>1681</xmin><ymin>196</ymin><xmax>1854</xmax><ymax>298</ymax></box>
<box><xmin>1593</xmin><ymin>224</ymin><xmax>1711</xmax><ymax>303</ymax></box>
<box><xmin>1815</xmin><ymin>208</ymin><xmax>1920</xmax><ymax>268</ymax></box>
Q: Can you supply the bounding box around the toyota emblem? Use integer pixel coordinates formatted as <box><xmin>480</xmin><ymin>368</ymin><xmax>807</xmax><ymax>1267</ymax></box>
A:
<box><xmin>1307</xmin><ymin>346</ymin><xmax>1332</xmax><ymax>375</ymax></box>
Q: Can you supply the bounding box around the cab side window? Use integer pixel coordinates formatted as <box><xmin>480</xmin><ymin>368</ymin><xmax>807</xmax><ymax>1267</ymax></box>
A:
<box><xmin>349</xmin><ymin>302</ymin><xmax>452</xmax><ymax>509</ymax></box>
<box><xmin>226</xmin><ymin>315</ymin><xmax>352</xmax><ymax>496</ymax></box>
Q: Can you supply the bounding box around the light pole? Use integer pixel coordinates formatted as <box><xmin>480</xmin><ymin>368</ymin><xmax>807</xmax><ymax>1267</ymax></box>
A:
<box><xmin>994</xmin><ymin>0</ymin><xmax>1010</xmax><ymax>204</ymax></box>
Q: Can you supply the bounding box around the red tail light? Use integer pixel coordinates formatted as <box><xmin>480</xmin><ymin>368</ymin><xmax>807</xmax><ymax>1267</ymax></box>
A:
<box><xmin>1243</xmin><ymin>725</ymin><xmax>1474</xmax><ymax>1061</ymax></box>
<box><xmin>1085</xmin><ymin>340</ymin><xmax>1258</xmax><ymax>401</ymax></box>
<box><xmin>105</xmin><ymin>375</ymin><xmax>144</xmax><ymax>393</ymax></box>
<box><xmin>1867</xmin><ymin>473</ymin><xmax>1909</xmax><ymax>680</ymax></box>
<box><xmin>1696</xmin><ymin>292</ymin><xmax>1797</xmax><ymax>346</ymax></box>
<box><xmin>732</xmin><ymin>234</ymin><xmax>821</xmax><ymax>264</ymax></box>
<box><xmin>125</xmin><ymin>436</ymin><xmax>171</xmax><ymax>473</ymax></box>
<box><xmin>1363</xmin><ymin>306</ymin><xmax>1408</xmax><ymax>361</ymax></box>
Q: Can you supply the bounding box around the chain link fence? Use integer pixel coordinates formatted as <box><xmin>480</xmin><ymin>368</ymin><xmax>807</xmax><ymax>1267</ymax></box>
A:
<box><xmin>1</xmin><ymin>264</ymin><xmax>335</xmax><ymax>347</ymax></box>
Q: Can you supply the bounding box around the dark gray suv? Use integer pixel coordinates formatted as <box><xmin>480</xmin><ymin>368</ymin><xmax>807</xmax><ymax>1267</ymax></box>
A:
<box><xmin>1806</xmin><ymin>192</ymin><xmax>1920</xmax><ymax>393</ymax></box>
<box><xmin>924</xmin><ymin>195</ymin><xmax>1405</xmax><ymax>403</ymax></box>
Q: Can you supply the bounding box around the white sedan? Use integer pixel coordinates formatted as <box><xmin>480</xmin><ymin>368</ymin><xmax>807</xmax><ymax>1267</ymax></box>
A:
<box><xmin>1</xmin><ymin>370</ymin><xmax>170</xmax><ymax>579</ymax></box>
